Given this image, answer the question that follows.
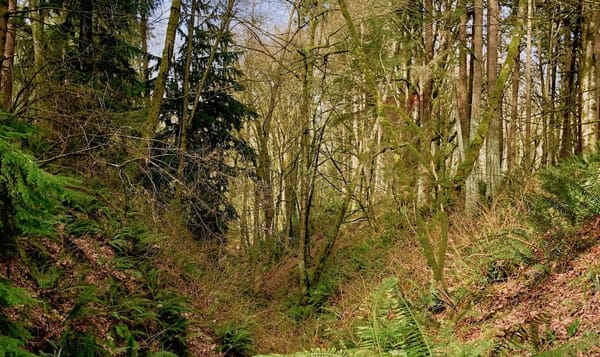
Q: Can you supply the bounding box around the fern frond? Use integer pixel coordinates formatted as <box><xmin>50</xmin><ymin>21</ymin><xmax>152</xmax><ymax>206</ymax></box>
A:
<box><xmin>0</xmin><ymin>116</ymin><xmax>92</xmax><ymax>239</ymax></box>
<box><xmin>356</xmin><ymin>278</ymin><xmax>432</xmax><ymax>356</ymax></box>
<box><xmin>0</xmin><ymin>335</ymin><xmax>37</xmax><ymax>357</ymax></box>
<box><xmin>0</xmin><ymin>278</ymin><xmax>34</xmax><ymax>308</ymax></box>
<box><xmin>255</xmin><ymin>348</ymin><xmax>354</xmax><ymax>357</ymax></box>
<box><xmin>531</xmin><ymin>152</ymin><xmax>600</xmax><ymax>231</ymax></box>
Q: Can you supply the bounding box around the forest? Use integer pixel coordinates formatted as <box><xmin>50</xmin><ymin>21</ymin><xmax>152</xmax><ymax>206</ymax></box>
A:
<box><xmin>0</xmin><ymin>0</ymin><xmax>599</xmax><ymax>355</ymax></box>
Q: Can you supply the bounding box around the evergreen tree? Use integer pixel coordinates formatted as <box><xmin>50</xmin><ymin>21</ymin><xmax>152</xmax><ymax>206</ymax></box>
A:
<box><xmin>153</xmin><ymin>0</ymin><xmax>254</xmax><ymax>240</ymax></box>
<box><xmin>50</xmin><ymin>0</ymin><xmax>145</xmax><ymax>109</ymax></box>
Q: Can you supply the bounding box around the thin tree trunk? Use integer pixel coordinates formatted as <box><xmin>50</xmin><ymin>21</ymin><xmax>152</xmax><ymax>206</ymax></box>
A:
<box><xmin>457</xmin><ymin>0</ymin><xmax>469</xmax><ymax>145</ymax></box>
<box><xmin>298</xmin><ymin>3</ymin><xmax>318</xmax><ymax>300</ymax></box>
<box><xmin>256</xmin><ymin>79</ymin><xmax>280</xmax><ymax>257</ymax></box>
<box><xmin>560</xmin><ymin>7</ymin><xmax>582</xmax><ymax>158</ymax></box>
<box><xmin>549</xmin><ymin>38</ymin><xmax>558</xmax><ymax>164</ymax></box>
<box><xmin>145</xmin><ymin>0</ymin><xmax>181</xmax><ymax>144</ymax></box>
<box><xmin>0</xmin><ymin>0</ymin><xmax>8</xmax><ymax>92</ymax></box>
<box><xmin>420</xmin><ymin>0</ymin><xmax>434</xmax><ymax>206</ymax></box>
<box><xmin>539</xmin><ymin>34</ymin><xmax>549</xmax><ymax>166</ymax></box>
<box><xmin>0</xmin><ymin>0</ymin><xmax>15</xmax><ymax>110</ymax></box>
<box><xmin>29</xmin><ymin>0</ymin><xmax>44</xmax><ymax>83</ymax></box>
<box><xmin>595</xmin><ymin>9</ymin><xmax>600</xmax><ymax>144</ymax></box>
<box><xmin>140</xmin><ymin>0</ymin><xmax>149</xmax><ymax>89</ymax></box>
<box><xmin>188</xmin><ymin>0</ymin><xmax>235</xmax><ymax>123</ymax></box>
<box><xmin>79</xmin><ymin>0</ymin><xmax>93</xmax><ymax>57</ymax></box>
<box><xmin>508</xmin><ymin>51</ymin><xmax>520</xmax><ymax>171</ymax></box>
<box><xmin>465</xmin><ymin>0</ymin><xmax>484</xmax><ymax>210</ymax></box>
<box><xmin>486</xmin><ymin>0</ymin><xmax>500</xmax><ymax>196</ymax></box>
<box><xmin>174</xmin><ymin>0</ymin><xmax>197</xmax><ymax>202</ymax></box>
<box><xmin>524</xmin><ymin>0</ymin><xmax>533</xmax><ymax>168</ymax></box>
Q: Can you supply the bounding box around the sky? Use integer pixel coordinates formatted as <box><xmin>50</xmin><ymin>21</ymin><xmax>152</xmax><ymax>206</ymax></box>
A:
<box><xmin>147</xmin><ymin>0</ymin><xmax>292</xmax><ymax>57</ymax></box>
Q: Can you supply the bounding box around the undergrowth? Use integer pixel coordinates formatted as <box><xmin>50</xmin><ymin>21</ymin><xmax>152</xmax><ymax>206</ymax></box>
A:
<box><xmin>0</xmin><ymin>111</ymin><xmax>193</xmax><ymax>355</ymax></box>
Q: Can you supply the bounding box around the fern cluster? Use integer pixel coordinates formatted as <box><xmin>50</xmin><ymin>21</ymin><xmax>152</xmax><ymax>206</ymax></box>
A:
<box><xmin>529</xmin><ymin>152</ymin><xmax>600</xmax><ymax>232</ymax></box>
<box><xmin>0</xmin><ymin>279</ymin><xmax>36</xmax><ymax>357</ymax></box>
<box><xmin>257</xmin><ymin>278</ymin><xmax>432</xmax><ymax>357</ymax></box>
<box><xmin>0</xmin><ymin>113</ymin><xmax>90</xmax><ymax>244</ymax></box>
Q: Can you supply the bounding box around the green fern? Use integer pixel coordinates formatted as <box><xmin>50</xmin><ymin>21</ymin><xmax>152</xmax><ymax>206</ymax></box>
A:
<box><xmin>530</xmin><ymin>152</ymin><xmax>600</xmax><ymax>231</ymax></box>
<box><xmin>148</xmin><ymin>352</ymin><xmax>180</xmax><ymax>357</ymax></box>
<box><xmin>356</xmin><ymin>278</ymin><xmax>432</xmax><ymax>356</ymax></box>
<box><xmin>0</xmin><ymin>279</ymin><xmax>36</xmax><ymax>356</ymax></box>
<box><xmin>533</xmin><ymin>331</ymin><xmax>600</xmax><ymax>356</ymax></box>
<box><xmin>0</xmin><ymin>335</ymin><xmax>37</xmax><ymax>357</ymax></box>
<box><xmin>255</xmin><ymin>348</ymin><xmax>354</xmax><ymax>357</ymax></box>
<box><xmin>257</xmin><ymin>279</ymin><xmax>431</xmax><ymax>357</ymax></box>
<box><xmin>0</xmin><ymin>113</ymin><xmax>91</xmax><ymax>253</ymax></box>
<box><xmin>215</xmin><ymin>322</ymin><xmax>254</xmax><ymax>356</ymax></box>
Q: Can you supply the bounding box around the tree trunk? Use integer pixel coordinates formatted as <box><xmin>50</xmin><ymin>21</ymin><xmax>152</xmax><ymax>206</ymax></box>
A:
<box><xmin>79</xmin><ymin>0</ymin><xmax>93</xmax><ymax>56</ymax></box>
<box><xmin>29</xmin><ymin>0</ymin><xmax>44</xmax><ymax>83</ymax></box>
<box><xmin>465</xmin><ymin>0</ymin><xmax>484</xmax><ymax>210</ymax></box>
<box><xmin>298</xmin><ymin>1</ymin><xmax>319</xmax><ymax>300</ymax></box>
<box><xmin>560</xmin><ymin>7</ymin><xmax>582</xmax><ymax>158</ymax></box>
<box><xmin>140</xmin><ymin>0</ymin><xmax>149</xmax><ymax>89</ymax></box>
<box><xmin>508</xmin><ymin>50</ymin><xmax>520</xmax><ymax>171</ymax></box>
<box><xmin>486</xmin><ymin>0</ymin><xmax>500</xmax><ymax>196</ymax></box>
<box><xmin>0</xmin><ymin>0</ymin><xmax>8</xmax><ymax>93</ymax></box>
<box><xmin>595</xmin><ymin>9</ymin><xmax>600</xmax><ymax>144</ymax></box>
<box><xmin>420</xmin><ymin>0</ymin><xmax>434</xmax><ymax>206</ymax></box>
<box><xmin>174</xmin><ymin>0</ymin><xmax>197</xmax><ymax>202</ymax></box>
<box><xmin>524</xmin><ymin>0</ymin><xmax>533</xmax><ymax>167</ymax></box>
<box><xmin>457</xmin><ymin>0</ymin><xmax>470</xmax><ymax>146</ymax></box>
<box><xmin>145</xmin><ymin>0</ymin><xmax>181</xmax><ymax>143</ymax></box>
<box><xmin>0</xmin><ymin>0</ymin><xmax>15</xmax><ymax>110</ymax></box>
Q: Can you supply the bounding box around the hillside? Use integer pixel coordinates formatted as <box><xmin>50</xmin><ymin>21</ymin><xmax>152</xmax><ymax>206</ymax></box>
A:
<box><xmin>2</xmin><ymin>143</ymin><xmax>600</xmax><ymax>356</ymax></box>
<box><xmin>458</xmin><ymin>218</ymin><xmax>600</xmax><ymax>355</ymax></box>
<box><xmin>0</xmin><ymin>0</ymin><xmax>599</xmax><ymax>355</ymax></box>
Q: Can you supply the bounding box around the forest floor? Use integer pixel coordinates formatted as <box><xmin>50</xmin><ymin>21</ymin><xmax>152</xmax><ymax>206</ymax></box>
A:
<box><xmin>4</xmin><ymin>215</ymin><xmax>600</xmax><ymax>355</ymax></box>
<box><xmin>456</xmin><ymin>216</ymin><xmax>600</xmax><ymax>354</ymax></box>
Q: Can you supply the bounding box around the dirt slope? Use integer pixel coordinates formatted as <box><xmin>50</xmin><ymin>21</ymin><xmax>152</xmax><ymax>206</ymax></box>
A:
<box><xmin>459</xmin><ymin>218</ymin><xmax>600</xmax><ymax>354</ymax></box>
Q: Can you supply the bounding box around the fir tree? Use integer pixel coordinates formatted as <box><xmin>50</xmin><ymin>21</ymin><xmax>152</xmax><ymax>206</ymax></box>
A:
<box><xmin>152</xmin><ymin>0</ymin><xmax>254</xmax><ymax>240</ymax></box>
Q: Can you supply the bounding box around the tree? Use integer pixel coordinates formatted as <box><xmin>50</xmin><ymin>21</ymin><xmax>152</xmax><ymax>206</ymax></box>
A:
<box><xmin>153</xmin><ymin>0</ymin><xmax>253</xmax><ymax>240</ymax></box>
<box><xmin>0</xmin><ymin>0</ymin><xmax>16</xmax><ymax>110</ymax></box>
<box><xmin>146</xmin><ymin>0</ymin><xmax>181</xmax><ymax>143</ymax></box>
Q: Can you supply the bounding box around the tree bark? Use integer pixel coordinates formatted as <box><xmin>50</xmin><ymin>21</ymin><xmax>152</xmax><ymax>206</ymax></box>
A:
<box><xmin>457</xmin><ymin>0</ymin><xmax>470</xmax><ymax>149</ymax></box>
<box><xmin>508</xmin><ymin>50</ymin><xmax>520</xmax><ymax>171</ymax></box>
<box><xmin>524</xmin><ymin>0</ymin><xmax>533</xmax><ymax>167</ymax></box>
<box><xmin>79</xmin><ymin>0</ymin><xmax>93</xmax><ymax>56</ymax></box>
<box><xmin>297</xmin><ymin>0</ymin><xmax>319</xmax><ymax>299</ymax></box>
<box><xmin>465</xmin><ymin>0</ymin><xmax>484</xmax><ymax>210</ymax></box>
<box><xmin>29</xmin><ymin>0</ymin><xmax>44</xmax><ymax>83</ymax></box>
<box><xmin>0</xmin><ymin>0</ymin><xmax>8</xmax><ymax>93</ymax></box>
<box><xmin>595</xmin><ymin>9</ymin><xmax>600</xmax><ymax>144</ymax></box>
<box><xmin>0</xmin><ymin>0</ymin><xmax>15</xmax><ymax>110</ymax></box>
<box><xmin>140</xmin><ymin>0</ymin><xmax>149</xmax><ymax>89</ymax></box>
<box><xmin>486</xmin><ymin>0</ymin><xmax>500</xmax><ymax>196</ymax></box>
<box><xmin>145</xmin><ymin>0</ymin><xmax>181</xmax><ymax>144</ymax></box>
